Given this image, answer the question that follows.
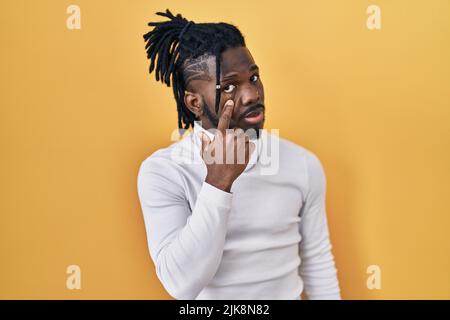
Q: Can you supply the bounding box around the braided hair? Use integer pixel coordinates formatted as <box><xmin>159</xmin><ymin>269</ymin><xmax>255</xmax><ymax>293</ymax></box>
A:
<box><xmin>143</xmin><ymin>9</ymin><xmax>246</xmax><ymax>131</ymax></box>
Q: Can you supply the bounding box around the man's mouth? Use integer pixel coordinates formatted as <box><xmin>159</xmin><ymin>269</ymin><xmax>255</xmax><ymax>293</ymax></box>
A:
<box><xmin>241</xmin><ymin>108</ymin><xmax>264</xmax><ymax>125</ymax></box>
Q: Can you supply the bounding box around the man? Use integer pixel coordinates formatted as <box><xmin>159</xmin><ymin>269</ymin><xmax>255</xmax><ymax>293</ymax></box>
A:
<box><xmin>137</xmin><ymin>9</ymin><xmax>341</xmax><ymax>300</ymax></box>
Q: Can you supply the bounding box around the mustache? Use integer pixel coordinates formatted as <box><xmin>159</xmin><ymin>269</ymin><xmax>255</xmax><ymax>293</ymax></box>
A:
<box><xmin>238</xmin><ymin>103</ymin><xmax>265</xmax><ymax>121</ymax></box>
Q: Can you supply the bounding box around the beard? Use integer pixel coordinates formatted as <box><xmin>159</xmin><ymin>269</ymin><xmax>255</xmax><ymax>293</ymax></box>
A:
<box><xmin>201</xmin><ymin>99</ymin><xmax>262</xmax><ymax>139</ymax></box>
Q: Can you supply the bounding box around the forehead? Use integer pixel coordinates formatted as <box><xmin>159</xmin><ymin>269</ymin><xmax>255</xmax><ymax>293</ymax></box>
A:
<box><xmin>182</xmin><ymin>46</ymin><xmax>255</xmax><ymax>91</ymax></box>
<box><xmin>220</xmin><ymin>46</ymin><xmax>255</xmax><ymax>75</ymax></box>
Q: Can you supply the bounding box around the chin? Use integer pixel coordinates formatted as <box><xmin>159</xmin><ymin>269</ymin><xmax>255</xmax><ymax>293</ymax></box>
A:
<box><xmin>238</xmin><ymin>122</ymin><xmax>264</xmax><ymax>139</ymax></box>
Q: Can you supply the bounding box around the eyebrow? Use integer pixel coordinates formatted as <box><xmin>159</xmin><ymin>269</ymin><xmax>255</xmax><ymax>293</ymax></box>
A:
<box><xmin>221</xmin><ymin>64</ymin><xmax>259</xmax><ymax>82</ymax></box>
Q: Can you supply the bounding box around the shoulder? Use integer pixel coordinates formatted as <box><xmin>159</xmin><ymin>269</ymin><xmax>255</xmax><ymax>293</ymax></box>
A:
<box><xmin>138</xmin><ymin>133</ymin><xmax>194</xmax><ymax>174</ymax></box>
<box><xmin>264</xmin><ymin>130</ymin><xmax>324</xmax><ymax>172</ymax></box>
<box><xmin>137</xmin><ymin>135</ymin><xmax>195</xmax><ymax>194</ymax></box>
<box><xmin>264</xmin><ymin>131</ymin><xmax>326</xmax><ymax>191</ymax></box>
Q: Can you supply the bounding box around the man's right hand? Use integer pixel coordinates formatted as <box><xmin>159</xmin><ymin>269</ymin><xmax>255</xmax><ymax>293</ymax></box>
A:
<box><xmin>199</xmin><ymin>99</ymin><xmax>256</xmax><ymax>193</ymax></box>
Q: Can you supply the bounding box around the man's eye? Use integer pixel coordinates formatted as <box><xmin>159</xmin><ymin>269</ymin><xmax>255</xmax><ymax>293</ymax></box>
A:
<box><xmin>223</xmin><ymin>84</ymin><xmax>236</xmax><ymax>93</ymax></box>
<box><xmin>251</xmin><ymin>74</ymin><xmax>259</xmax><ymax>82</ymax></box>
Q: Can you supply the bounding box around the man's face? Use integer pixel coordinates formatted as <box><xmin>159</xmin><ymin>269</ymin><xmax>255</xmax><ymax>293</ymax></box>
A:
<box><xmin>183</xmin><ymin>46</ymin><xmax>265</xmax><ymax>134</ymax></box>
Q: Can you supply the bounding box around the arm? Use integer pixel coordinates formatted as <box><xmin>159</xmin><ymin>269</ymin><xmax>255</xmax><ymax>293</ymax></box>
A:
<box><xmin>298</xmin><ymin>151</ymin><xmax>341</xmax><ymax>300</ymax></box>
<box><xmin>137</xmin><ymin>157</ymin><xmax>232</xmax><ymax>300</ymax></box>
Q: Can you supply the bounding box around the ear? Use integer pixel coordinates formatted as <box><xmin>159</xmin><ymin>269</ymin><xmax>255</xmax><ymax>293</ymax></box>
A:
<box><xmin>184</xmin><ymin>91</ymin><xmax>203</xmax><ymax>118</ymax></box>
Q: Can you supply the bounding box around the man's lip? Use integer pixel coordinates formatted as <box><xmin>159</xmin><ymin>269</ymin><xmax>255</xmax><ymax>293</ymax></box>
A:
<box><xmin>241</xmin><ymin>110</ymin><xmax>264</xmax><ymax>125</ymax></box>
<box><xmin>240</xmin><ymin>106</ymin><xmax>264</xmax><ymax>120</ymax></box>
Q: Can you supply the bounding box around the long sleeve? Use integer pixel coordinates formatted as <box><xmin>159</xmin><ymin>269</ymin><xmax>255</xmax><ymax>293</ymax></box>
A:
<box><xmin>137</xmin><ymin>156</ymin><xmax>232</xmax><ymax>300</ymax></box>
<box><xmin>298</xmin><ymin>151</ymin><xmax>341</xmax><ymax>300</ymax></box>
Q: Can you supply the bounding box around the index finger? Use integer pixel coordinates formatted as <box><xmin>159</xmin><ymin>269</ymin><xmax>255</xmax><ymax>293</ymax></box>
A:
<box><xmin>217</xmin><ymin>100</ymin><xmax>234</xmax><ymax>133</ymax></box>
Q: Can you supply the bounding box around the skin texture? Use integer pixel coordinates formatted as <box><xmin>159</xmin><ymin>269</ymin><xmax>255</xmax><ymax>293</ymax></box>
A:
<box><xmin>182</xmin><ymin>46</ymin><xmax>264</xmax><ymax>192</ymax></box>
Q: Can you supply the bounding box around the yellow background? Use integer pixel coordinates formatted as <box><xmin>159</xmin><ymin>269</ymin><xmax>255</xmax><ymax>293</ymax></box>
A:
<box><xmin>1</xmin><ymin>0</ymin><xmax>449</xmax><ymax>299</ymax></box>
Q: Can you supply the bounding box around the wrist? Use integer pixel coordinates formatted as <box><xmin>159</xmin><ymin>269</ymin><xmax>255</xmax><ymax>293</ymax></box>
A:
<box><xmin>205</xmin><ymin>175</ymin><xmax>232</xmax><ymax>193</ymax></box>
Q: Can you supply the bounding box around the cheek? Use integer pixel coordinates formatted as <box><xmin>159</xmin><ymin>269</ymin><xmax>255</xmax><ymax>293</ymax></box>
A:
<box><xmin>204</xmin><ymin>95</ymin><xmax>216</xmax><ymax>109</ymax></box>
<box><xmin>257</xmin><ymin>84</ymin><xmax>265</xmax><ymax>101</ymax></box>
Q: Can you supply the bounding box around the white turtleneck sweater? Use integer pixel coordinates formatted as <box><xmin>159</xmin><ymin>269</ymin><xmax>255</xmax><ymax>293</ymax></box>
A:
<box><xmin>137</xmin><ymin>121</ymin><xmax>341</xmax><ymax>300</ymax></box>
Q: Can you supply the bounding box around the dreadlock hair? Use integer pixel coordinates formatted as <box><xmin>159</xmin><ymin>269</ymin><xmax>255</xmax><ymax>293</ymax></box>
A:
<box><xmin>143</xmin><ymin>9</ymin><xmax>246</xmax><ymax>132</ymax></box>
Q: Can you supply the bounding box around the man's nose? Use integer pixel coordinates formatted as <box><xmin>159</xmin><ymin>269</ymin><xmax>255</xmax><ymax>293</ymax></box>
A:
<box><xmin>239</xmin><ymin>83</ymin><xmax>260</xmax><ymax>107</ymax></box>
